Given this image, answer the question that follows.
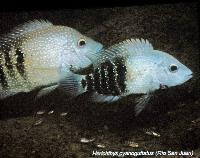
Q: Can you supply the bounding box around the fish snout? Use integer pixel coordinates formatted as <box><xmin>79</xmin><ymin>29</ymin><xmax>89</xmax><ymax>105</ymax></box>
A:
<box><xmin>188</xmin><ymin>73</ymin><xmax>193</xmax><ymax>79</ymax></box>
<box><xmin>159</xmin><ymin>84</ymin><xmax>169</xmax><ymax>90</ymax></box>
<box><xmin>186</xmin><ymin>68</ymin><xmax>193</xmax><ymax>80</ymax></box>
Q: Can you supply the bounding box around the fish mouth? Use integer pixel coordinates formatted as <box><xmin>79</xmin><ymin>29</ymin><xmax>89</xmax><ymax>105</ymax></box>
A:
<box><xmin>159</xmin><ymin>84</ymin><xmax>168</xmax><ymax>89</ymax></box>
<box><xmin>180</xmin><ymin>73</ymin><xmax>193</xmax><ymax>85</ymax></box>
<box><xmin>186</xmin><ymin>73</ymin><xmax>193</xmax><ymax>81</ymax></box>
<box><xmin>188</xmin><ymin>74</ymin><xmax>193</xmax><ymax>79</ymax></box>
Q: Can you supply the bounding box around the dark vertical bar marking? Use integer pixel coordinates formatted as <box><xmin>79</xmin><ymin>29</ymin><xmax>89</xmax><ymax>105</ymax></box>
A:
<box><xmin>81</xmin><ymin>79</ymin><xmax>87</xmax><ymax>89</ymax></box>
<box><xmin>115</xmin><ymin>58</ymin><xmax>127</xmax><ymax>93</ymax></box>
<box><xmin>106</xmin><ymin>61</ymin><xmax>120</xmax><ymax>95</ymax></box>
<box><xmin>0</xmin><ymin>64</ymin><xmax>8</xmax><ymax>88</ymax></box>
<box><xmin>94</xmin><ymin>68</ymin><xmax>102</xmax><ymax>94</ymax></box>
<box><xmin>100</xmin><ymin>62</ymin><xmax>109</xmax><ymax>94</ymax></box>
<box><xmin>3</xmin><ymin>46</ymin><xmax>14</xmax><ymax>76</ymax></box>
<box><xmin>86</xmin><ymin>74</ymin><xmax>94</xmax><ymax>91</ymax></box>
<box><xmin>15</xmin><ymin>48</ymin><xmax>25</xmax><ymax>77</ymax></box>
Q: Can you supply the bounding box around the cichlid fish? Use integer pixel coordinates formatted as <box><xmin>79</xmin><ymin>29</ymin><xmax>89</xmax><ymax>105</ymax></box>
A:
<box><xmin>60</xmin><ymin>38</ymin><xmax>193</xmax><ymax>116</ymax></box>
<box><xmin>0</xmin><ymin>19</ymin><xmax>103</xmax><ymax>99</ymax></box>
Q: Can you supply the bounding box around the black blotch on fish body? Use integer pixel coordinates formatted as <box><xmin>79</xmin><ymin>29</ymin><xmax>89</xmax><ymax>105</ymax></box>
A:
<box><xmin>83</xmin><ymin>59</ymin><xmax>127</xmax><ymax>96</ymax></box>
<box><xmin>104</xmin><ymin>60</ymin><xmax>120</xmax><ymax>95</ymax></box>
<box><xmin>15</xmin><ymin>48</ymin><xmax>25</xmax><ymax>78</ymax></box>
<box><xmin>100</xmin><ymin>62</ymin><xmax>109</xmax><ymax>94</ymax></box>
<box><xmin>93</xmin><ymin>68</ymin><xmax>102</xmax><ymax>94</ymax></box>
<box><xmin>86</xmin><ymin>75</ymin><xmax>94</xmax><ymax>91</ymax></box>
<box><xmin>0</xmin><ymin>64</ymin><xmax>8</xmax><ymax>88</ymax></box>
<box><xmin>3</xmin><ymin>46</ymin><xmax>14</xmax><ymax>76</ymax></box>
<box><xmin>115</xmin><ymin>58</ymin><xmax>126</xmax><ymax>93</ymax></box>
<box><xmin>100</xmin><ymin>60</ymin><xmax>117</xmax><ymax>95</ymax></box>
<box><xmin>81</xmin><ymin>79</ymin><xmax>87</xmax><ymax>89</ymax></box>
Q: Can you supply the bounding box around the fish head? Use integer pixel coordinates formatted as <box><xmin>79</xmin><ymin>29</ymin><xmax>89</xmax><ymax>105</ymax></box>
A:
<box><xmin>125</xmin><ymin>50</ymin><xmax>193</xmax><ymax>94</ymax></box>
<box><xmin>108</xmin><ymin>38</ymin><xmax>192</xmax><ymax>94</ymax></box>
<box><xmin>153</xmin><ymin>50</ymin><xmax>193</xmax><ymax>89</ymax></box>
<box><xmin>68</xmin><ymin>29</ymin><xmax>103</xmax><ymax>69</ymax></box>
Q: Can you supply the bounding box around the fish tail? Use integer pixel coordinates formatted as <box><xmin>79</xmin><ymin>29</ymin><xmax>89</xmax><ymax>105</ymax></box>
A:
<box><xmin>59</xmin><ymin>70</ymin><xmax>86</xmax><ymax>97</ymax></box>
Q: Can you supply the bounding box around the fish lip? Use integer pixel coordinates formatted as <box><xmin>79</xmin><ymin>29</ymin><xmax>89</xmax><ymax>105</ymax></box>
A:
<box><xmin>182</xmin><ymin>73</ymin><xmax>193</xmax><ymax>84</ymax></box>
<box><xmin>189</xmin><ymin>73</ymin><xmax>193</xmax><ymax>77</ymax></box>
<box><xmin>159</xmin><ymin>84</ymin><xmax>168</xmax><ymax>89</ymax></box>
<box><xmin>98</xmin><ymin>44</ymin><xmax>104</xmax><ymax>51</ymax></box>
<box><xmin>187</xmin><ymin>73</ymin><xmax>193</xmax><ymax>80</ymax></box>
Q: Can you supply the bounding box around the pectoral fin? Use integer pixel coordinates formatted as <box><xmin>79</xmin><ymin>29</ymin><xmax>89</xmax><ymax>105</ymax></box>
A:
<box><xmin>59</xmin><ymin>71</ymin><xmax>86</xmax><ymax>97</ymax></box>
<box><xmin>134</xmin><ymin>94</ymin><xmax>152</xmax><ymax>116</ymax></box>
<box><xmin>36</xmin><ymin>84</ymin><xmax>58</xmax><ymax>98</ymax></box>
<box><xmin>89</xmin><ymin>92</ymin><xmax>121</xmax><ymax>103</ymax></box>
<box><xmin>0</xmin><ymin>91</ymin><xmax>19</xmax><ymax>99</ymax></box>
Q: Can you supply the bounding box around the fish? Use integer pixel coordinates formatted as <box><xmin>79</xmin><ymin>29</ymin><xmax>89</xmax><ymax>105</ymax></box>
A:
<box><xmin>60</xmin><ymin>38</ymin><xmax>193</xmax><ymax>116</ymax></box>
<box><xmin>0</xmin><ymin>19</ymin><xmax>103</xmax><ymax>99</ymax></box>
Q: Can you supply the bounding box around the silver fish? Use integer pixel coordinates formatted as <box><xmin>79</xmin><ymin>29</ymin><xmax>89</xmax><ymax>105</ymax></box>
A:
<box><xmin>60</xmin><ymin>38</ymin><xmax>193</xmax><ymax>116</ymax></box>
<box><xmin>0</xmin><ymin>19</ymin><xmax>103</xmax><ymax>99</ymax></box>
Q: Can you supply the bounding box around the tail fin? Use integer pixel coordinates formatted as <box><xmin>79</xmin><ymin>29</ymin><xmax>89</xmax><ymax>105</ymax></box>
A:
<box><xmin>59</xmin><ymin>71</ymin><xmax>86</xmax><ymax>97</ymax></box>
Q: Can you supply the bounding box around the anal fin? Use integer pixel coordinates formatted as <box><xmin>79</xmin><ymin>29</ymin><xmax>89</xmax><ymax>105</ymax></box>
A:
<box><xmin>36</xmin><ymin>84</ymin><xmax>58</xmax><ymax>98</ymax></box>
<box><xmin>89</xmin><ymin>92</ymin><xmax>121</xmax><ymax>103</ymax></box>
<box><xmin>134</xmin><ymin>94</ymin><xmax>152</xmax><ymax>116</ymax></box>
<box><xmin>0</xmin><ymin>91</ymin><xmax>19</xmax><ymax>99</ymax></box>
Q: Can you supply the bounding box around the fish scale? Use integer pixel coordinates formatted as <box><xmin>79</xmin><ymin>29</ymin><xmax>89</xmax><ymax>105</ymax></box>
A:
<box><xmin>93</xmin><ymin>68</ymin><xmax>101</xmax><ymax>93</ymax></box>
<box><xmin>106</xmin><ymin>61</ymin><xmax>116</xmax><ymax>94</ymax></box>
<box><xmin>15</xmin><ymin>47</ymin><xmax>26</xmax><ymax>79</ymax></box>
<box><xmin>83</xmin><ymin>59</ymin><xmax>127</xmax><ymax>96</ymax></box>
<box><xmin>115</xmin><ymin>58</ymin><xmax>127</xmax><ymax>93</ymax></box>
<box><xmin>0</xmin><ymin>62</ymin><xmax>8</xmax><ymax>88</ymax></box>
<box><xmin>0</xmin><ymin>39</ymin><xmax>28</xmax><ymax>90</ymax></box>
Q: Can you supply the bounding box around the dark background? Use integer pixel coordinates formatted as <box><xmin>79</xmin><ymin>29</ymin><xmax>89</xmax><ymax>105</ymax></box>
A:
<box><xmin>0</xmin><ymin>2</ymin><xmax>200</xmax><ymax>158</ymax></box>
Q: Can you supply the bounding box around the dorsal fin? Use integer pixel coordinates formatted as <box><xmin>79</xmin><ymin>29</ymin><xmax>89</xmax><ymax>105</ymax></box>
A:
<box><xmin>93</xmin><ymin>38</ymin><xmax>154</xmax><ymax>67</ymax></box>
<box><xmin>0</xmin><ymin>19</ymin><xmax>53</xmax><ymax>44</ymax></box>
<box><xmin>107</xmin><ymin>38</ymin><xmax>154</xmax><ymax>58</ymax></box>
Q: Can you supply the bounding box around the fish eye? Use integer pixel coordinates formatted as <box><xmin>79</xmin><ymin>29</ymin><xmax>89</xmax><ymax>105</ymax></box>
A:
<box><xmin>78</xmin><ymin>38</ymin><xmax>86</xmax><ymax>47</ymax></box>
<box><xmin>169</xmin><ymin>64</ymin><xmax>178</xmax><ymax>72</ymax></box>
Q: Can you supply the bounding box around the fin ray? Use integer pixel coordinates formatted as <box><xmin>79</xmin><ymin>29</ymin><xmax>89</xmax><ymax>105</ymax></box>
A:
<box><xmin>89</xmin><ymin>92</ymin><xmax>120</xmax><ymax>103</ymax></box>
<box><xmin>0</xmin><ymin>90</ymin><xmax>20</xmax><ymax>99</ymax></box>
<box><xmin>134</xmin><ymin>94</ymin><xmax>152</xmax><ymax>116</ymax></box>
<box><xmin>0</xmin><ymin>19</ymin><xmax>53</xmax><ymax>44</ymax></box>
<box><xmin>59</xmin><ymin>71</ymin><xmax>86</xmax><ymax>97</ymax></box>
<box><xmin>36</xmin><ymin>84</ymin><xmax>58</xmax><ymax>98</ymax></box>
<box><xmin>93</xmin><ymin>38</ymin><xmax>154</xmax><ymax>68</ymax></box>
